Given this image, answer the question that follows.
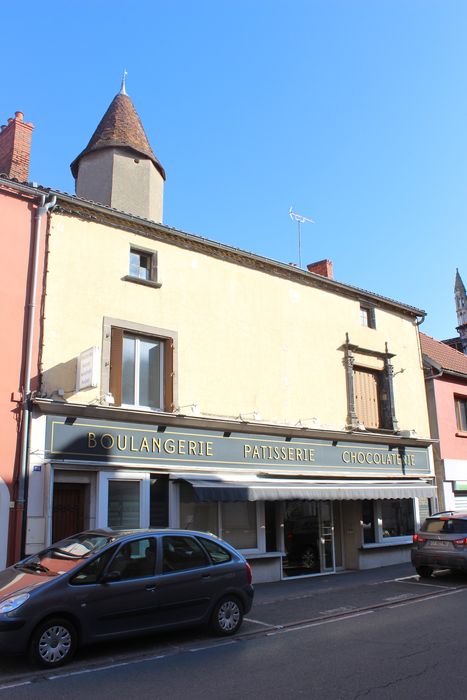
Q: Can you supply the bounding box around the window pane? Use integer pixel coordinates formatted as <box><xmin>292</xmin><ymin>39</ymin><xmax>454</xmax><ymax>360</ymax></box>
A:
<box><xmin>362</xmin><ymin>500</ymin><xmax>376</xmax><ymax>544</ymax></box>
<box><xmin>138</xmin><ymin>338</ymin><xmax>162</xmax><ymax>408</ymax></box>
<box><xmin>456</xmin><ymin>398</ymin><xmax>467</xmax><ymax>432</ymax></box>
<box><xmin>381</xmin><ymin>499</ymin><xmax>414</xmax><ymax>538</ymax></box>
<box><xmin>180</xmin><ymin>483</ymin><xmax>218</xmax><ymax>535</ymax></box>
<box><xmin>110</xmin><ymin>538</ymin><xmax>156</xmax><ymax>579</ymax></box>
<box><xmin>70</xmin><ymin>546</ymin><xmax>117</xmax><ymax>585</ymax></box>
<box><xmin>122</xmin><ymin>336</ymin><xmax>136</xmax><ymax>405</ymax></box>
<box><xmin>150</xmin><ymin>474</ymin><xmax>169</xmax><ymax>527</ymax></box>
<box><xmin>162</xmin><ymin>535</ymin><xmax>209</xmax><ymax>573</ymax></box>
<box><xmin>222</xmin><ymin>502</ymin><xmax>257</xmax><ymax>549</ymax></box>
<box><xmin>130</xmin><ymin>251</ymin><xmax>151</xmax><ymax>280</ymax></box>
<box><xmin>198</xmin><ymin>536</ymin><xmax>232</xmax><ymax>564</ymax></box>
<box><xmin>108</xmin><ymin>481</ymin><xmax>140</xmax><ymax>528</ymax></box>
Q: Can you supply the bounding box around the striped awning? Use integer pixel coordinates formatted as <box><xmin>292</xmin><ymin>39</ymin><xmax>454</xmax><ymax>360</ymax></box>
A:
<box><xmin>178</xmin><ymin>476</ymin><xmax>436</xmax><ymax>502</ymax></box>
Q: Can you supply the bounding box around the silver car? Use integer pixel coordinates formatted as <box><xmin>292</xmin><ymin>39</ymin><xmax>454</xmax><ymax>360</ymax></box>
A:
<box><xmin>411</xmin><ymin>512</ymin><xmax>467</xmax><ymax>577</ymax></box>
<box><xmin>0</xmin><ymin>529</ymin><xmax>254</xmax><ymax>668</ymax></box>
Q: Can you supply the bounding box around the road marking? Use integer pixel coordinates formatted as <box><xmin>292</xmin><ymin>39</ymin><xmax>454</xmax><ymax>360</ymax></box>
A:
<box><xmin>244</xmin><ymin>617</ymin><xmax>280</xmax><ymax>628</ymax></box>
<box><xmin>394</xmin><ymin>576</ymin><xmax>453</xmax><ymax>589</ymax></box>
<box><xmin>0</xmin><ymin>681</ymin><xmax>32</xmax><ymax>692</ymax></box>
<box><xmin>266</xmin><ymin>610</ymin><xmax>374</xmax><ymax>636</ymax></box>
<box><xmin>47</xmin><ymin>654</ymin><xmax>167</xmax><ymax>680</ymax></box>
<box><xmin>189</xmin><ymin>641</ymin><xmax>236</xmax><ymax>652</ymax></box>
<box><xmin>387</xmin><ymin>588</ymin><xmax>465</xmax><ymax>608</ymax></box>
<box><xmin>319</xmin><ymin>606</ymin><xmax>356</xmax><ymax>615</ymax></box>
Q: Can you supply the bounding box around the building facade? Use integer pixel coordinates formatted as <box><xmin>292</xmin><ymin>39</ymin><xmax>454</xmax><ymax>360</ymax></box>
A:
<box><xmin>0</xmin><ymin>112</ymin><xmax>55</xmax><ymax>566</ymax></box>
<box><xmin>421</xmin><ymin>333</ymin><xmax>467</xmax><ymax>512</ymax></box>
<box><xmin>9</xmin><ymin>87</ymin><xmax>436</xmax><ymax>582</ymax></box>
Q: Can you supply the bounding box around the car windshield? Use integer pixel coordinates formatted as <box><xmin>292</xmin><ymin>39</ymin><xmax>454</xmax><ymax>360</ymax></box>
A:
<box><xmin>421</xmin><ymin>518</ymin><xmax>467</xmax><ymax>535</ymax></box>
<box><xmin>15</xmin><ymin>533</ymin><xmax>117</xmax><ymax>576</ymax></box>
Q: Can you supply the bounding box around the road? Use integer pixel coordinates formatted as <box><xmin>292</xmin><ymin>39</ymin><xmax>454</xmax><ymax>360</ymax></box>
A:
<box><xmin>1</xmin><ymin>566</ymin><xmax>466</xmax><ymax>699</ymax></box>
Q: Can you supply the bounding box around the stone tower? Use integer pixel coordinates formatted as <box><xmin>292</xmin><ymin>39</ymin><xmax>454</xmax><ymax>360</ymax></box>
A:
<box><xmin>455</xmin><ymin>269</ymin><xmax>467</xmax><ymax>354</ymax></box>
<box><xmin>70</xmin><ymin>80</ymin><xmax>165</xmax><ymax>222</ymax></box>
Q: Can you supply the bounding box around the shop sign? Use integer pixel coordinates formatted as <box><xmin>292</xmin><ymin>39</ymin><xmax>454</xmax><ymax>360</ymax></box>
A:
<box><xmin>45</xmin><ymin>416</ymin><xmax>432</xmax><ymax>477</ymax></box>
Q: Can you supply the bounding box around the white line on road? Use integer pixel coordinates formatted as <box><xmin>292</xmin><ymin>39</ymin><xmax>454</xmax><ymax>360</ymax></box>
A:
<box><xmin>266</xmin><ymin>610</ymin><xmax>375</xmax><ymax>636</ymax></box>
<box><xmin>388</xmin><ymin>588</ymin><xmax>465</xmax><ymax>608</ymax></box>
<box><xmin>0</xmin><ymin>681</ymin><xmax>32</xmax><ymax>692</ymax></box>
<box><xmin>244</xmin><ymin>617</ymin><xmax>280</xmax><ymax>628</ymax></box>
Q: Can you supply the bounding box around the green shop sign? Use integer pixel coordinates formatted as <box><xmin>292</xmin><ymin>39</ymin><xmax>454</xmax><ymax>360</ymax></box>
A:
<box><xmin>45</xmin><ymin>416</ymin><xmax>431</xmax><ymax>477</ymax></box>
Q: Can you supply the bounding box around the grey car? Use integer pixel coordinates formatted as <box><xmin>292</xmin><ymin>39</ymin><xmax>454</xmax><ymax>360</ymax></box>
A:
<box><xmin>411</xmin><ymin>512</ymin><xmax>467</xmax><ymax>577</ymax></box>
<box><xmin>0</xmin><ymin>528</ymin><xmax>254</xmax><ymax>668</ymax></box>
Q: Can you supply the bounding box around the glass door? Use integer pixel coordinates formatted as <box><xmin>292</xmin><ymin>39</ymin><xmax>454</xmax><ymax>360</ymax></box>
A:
<box><xmin>282</xmin><ymin>500</ymin><xmax>335</xmax><ymax>578</ymax></box>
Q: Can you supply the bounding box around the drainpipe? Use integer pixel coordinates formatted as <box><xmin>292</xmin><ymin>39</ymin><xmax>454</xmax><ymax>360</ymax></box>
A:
<box><xmin>15</xmin><ymin>193</ymin><xmax>56</xmax><ymax>559</ymax></box>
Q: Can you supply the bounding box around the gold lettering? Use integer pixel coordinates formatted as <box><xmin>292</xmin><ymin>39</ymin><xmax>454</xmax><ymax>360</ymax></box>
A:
<box><xmin>88</xmin><ymin>432</ymin><xmax>97</xmax><ymax>449</ymax></box>
<box><xmin>117</xmin><ymin>435</ymin><xmax>127</xmax><ymax>451</ymax></box>
<box><xmin>178</xmin><ymin>439</ymin><xmax>186</xmax><ymax>454</ymax></box>
<box><xmin>373</xmin><ymin>453</ymin><xmax>381</xmax><ymax>464</ymax></box>
<box><xmin>130</xmin><ymin>436</ymin><xmax>138</xmax><ymax>452</ymax></box>
<box><xmin>140</xmin><ymin>437</ymin><xmax>149</xmax><ymax>452</ymax></box>
<box><xmin>273</xmin><ymin>447</ymin><xmax>280</xmax><ymax>459</ymax></box>
<box><xmin>252</xmin><ymin>446</ymin><xmax>260</xmax><ymax>459</ymax></box>
<box><xmin>342</xmin><ymin>451</ymin><xmax>350</xmax><ymax>463</ymax></box>
<box><xmin>101</xmin><ymin>433</ymin><xmax>114</xmax><ymax>450</ymax></box>
<box><xmin>206</xmin><ymin>442</ymin><xmax>213</xmax><ymax>456</ymax></box>
<box><xmin>198</xmin><ymin>441</ymin><xmax>205</xmax><ymax>457</ymax></box>
<box><xmin>152</xmin><ymin>438</ymin><xmax>161</xmax><ymax>452</ymax></box>
<box><xmin>288</xmin><ymin>448</ymin><xmax>295</xmax><ymax>461</ymax></box>
<box><xmin>309</xmin><ymin>448</ymin><xmax>315</xmax><ymax>463</ymax></box>
<box><xmin>189</xmin><ymin>441</ymin><xmax>198</xmax><ymax>455</ymax></box>
<box><xmin>164</xmin><ymin>439</ymin><xmax>176</xmax><ymax>454</ymax></box>
<box><xmin>244</xmin><ymin>445</ymin><xmax>252</xmax><ymax>458</ymax></box>
<box><xmin>296</xmin><ymin>448</ymin><xmax>303</xmax><ymax>461</ymax></box>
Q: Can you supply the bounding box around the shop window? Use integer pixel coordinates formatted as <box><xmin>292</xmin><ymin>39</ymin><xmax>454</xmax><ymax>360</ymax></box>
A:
<box><xmin>150</xmin><ymin>474</ymin><xmax>169</xmax><ymax>527</ymax></box>
<box><xmin>109</xmin><ymin>329</ymin><xmax>174</xmax><ymax>411</ymax></box>
<box><xmin>108</xmin><ymin>480</ymin><xmax>140</xmax><ymax>528</ymax></box>
<box><xmin>361</xmin><ymin>499</ymin><xmax>414</xmax><ymax>545</ymax></box>
<box><xmin>455</xmin><ymin>396</ymin><xmax>467</xmax><ymax>433</ymax></box>
<box><xmin>179</xmin><ymin>482</ymin><xmax>259</xmax><ymax>551</ymax></box>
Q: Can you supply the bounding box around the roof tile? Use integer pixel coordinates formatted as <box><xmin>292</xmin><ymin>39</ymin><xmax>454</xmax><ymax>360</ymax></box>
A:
<box><xmin>420</xmin><ymin>332</ymin><xmax>467</xmax><ymax>376</ymax></box>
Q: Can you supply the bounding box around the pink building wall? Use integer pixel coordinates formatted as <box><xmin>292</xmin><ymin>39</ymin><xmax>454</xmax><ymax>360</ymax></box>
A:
<box><xmin>0</xmin><ymin>184</ymin><xmax>45</xmax><ymax>565</ymax></box>
<box><xmin>433</xmin><ymin>375</ymin><xmax>467</xmax><ymax>460</ymax></box>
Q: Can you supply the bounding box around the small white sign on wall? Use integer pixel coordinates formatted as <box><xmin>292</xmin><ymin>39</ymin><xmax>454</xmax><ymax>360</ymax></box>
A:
<box><xmin>76</xmin><ymin>346</ymin><xmax>100</xmax><ymax>391</ymax></box>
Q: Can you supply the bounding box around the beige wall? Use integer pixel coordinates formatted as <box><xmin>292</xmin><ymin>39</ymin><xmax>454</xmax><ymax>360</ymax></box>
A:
<box><xmin>41</xmin><ymin>212</ymin><xmax>430</xmax><ymax>436</ymax></box>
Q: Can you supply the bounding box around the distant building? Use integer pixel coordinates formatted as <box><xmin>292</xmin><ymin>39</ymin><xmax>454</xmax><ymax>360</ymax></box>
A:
<box><xmin>420</xmin><ymin>332</ymin><xmax>467</xmax><ymax>511</ymax></box>
<box><xmin>442</xmin><ymin>269</ymin><xmax>467</xmax><ymax>355</ymax></box>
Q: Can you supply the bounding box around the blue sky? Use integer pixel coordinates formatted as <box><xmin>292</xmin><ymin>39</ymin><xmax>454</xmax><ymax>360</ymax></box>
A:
<box><xmin>3</xmin><ymin>1</ymin><xmax>466</xmax><ymax>340</ymax></box>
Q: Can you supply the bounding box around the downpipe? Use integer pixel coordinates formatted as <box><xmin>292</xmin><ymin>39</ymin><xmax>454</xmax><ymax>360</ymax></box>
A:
<box><xmin>15</xmin><ymin>193</ymin><xmax>56</xmax><ymax>560</ymax></box>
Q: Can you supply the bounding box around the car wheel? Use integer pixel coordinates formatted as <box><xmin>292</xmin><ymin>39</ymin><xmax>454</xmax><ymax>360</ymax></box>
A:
<box><xmin>211</xmin><ymin>597</ymin><xmax>243</xmax><ymax>636</ymax></box>
<box><xmin>416</xmin><ymin>566</ymin><xmax>433</xmax><ymax>579</ymax></box>
<box><xmin>301</xmin><ymin>547</ymin><xmax>318</xmax><ymax>569</ymax></box>
<box><xmin>29</xmin><ymin>617</ymin><xmax>77</xmax><ymax>668</ymax></box>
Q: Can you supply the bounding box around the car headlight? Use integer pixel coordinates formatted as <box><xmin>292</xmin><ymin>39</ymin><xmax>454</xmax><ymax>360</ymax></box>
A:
<box><xmin>0</xmin><ymin>593</ymin><xmax>30</xmax><ymax>614</ymax></box>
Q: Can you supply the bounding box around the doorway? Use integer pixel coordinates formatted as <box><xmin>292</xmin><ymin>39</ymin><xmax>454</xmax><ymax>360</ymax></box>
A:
<box><xmin>52</xmin><ymin>482</ymin><xmax>88</xmax><ymax>542</ymax></box>
<box><xmin>283</xmin><ymin>500</ymin><xmax>335</xmax><ymax>577</ymax></box>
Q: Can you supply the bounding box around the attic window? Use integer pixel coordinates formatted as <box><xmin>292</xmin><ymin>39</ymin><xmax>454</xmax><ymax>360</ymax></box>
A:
<box><xmin>123</xmin><ymin>247</ymin><xmax>162</xmax><ymax>289</ymax></box>
<box><xmin>360</xmin><ymin>304</ymin><xmax>376</xmax><ymax>329</ymax></box>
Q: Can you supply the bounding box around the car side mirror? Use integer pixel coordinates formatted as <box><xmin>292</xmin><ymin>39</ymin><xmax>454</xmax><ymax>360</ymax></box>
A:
<box><xmin>101</xmin><ymin>570</ymin><xmax>122</xmax><ymax>583</ymax></box>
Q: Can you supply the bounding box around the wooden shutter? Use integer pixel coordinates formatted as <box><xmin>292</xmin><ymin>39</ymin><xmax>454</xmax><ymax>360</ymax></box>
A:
<box><xmin>164</xmin><ymin>338</ymin><xmax>174</xmax><ymax>412</ymax></box>
<box><xmin>354</xmin><ymin>368</ymin><xmax>381</xmax><ymax>429</ymax></box>
<box><xmin>109</xmin><ymin>327</ymin><xmax>123</xmax><ymax>406</ymax></box>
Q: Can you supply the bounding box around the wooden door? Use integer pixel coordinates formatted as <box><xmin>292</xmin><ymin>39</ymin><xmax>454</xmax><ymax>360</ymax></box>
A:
<box><xmin>52</xmin><ymin>483</ymin><xmax>87</xmax><ymax>542</ymax></box>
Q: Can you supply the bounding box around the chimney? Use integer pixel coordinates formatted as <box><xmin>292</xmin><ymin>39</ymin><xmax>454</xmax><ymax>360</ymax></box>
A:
<box><xmin>307</xmin><ymin>259</ymin><xmax>333</xmax><ymax>279</ymax></box>
<box><xmin>0</xmin><ymin>111</ymin><xmax>34</xmax><ymax>181</ymax></box>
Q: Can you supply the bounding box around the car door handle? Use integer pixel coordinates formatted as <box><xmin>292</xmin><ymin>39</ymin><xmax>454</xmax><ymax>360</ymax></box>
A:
<box><xmin>145</xmin><ymin>584</ymin><xmax>157</xmax><ymax>591</ymax></box>
<box><xmin>201</xmin><ymin>574</ymin><xmax>211</xmax><ymax>579</ymax></box>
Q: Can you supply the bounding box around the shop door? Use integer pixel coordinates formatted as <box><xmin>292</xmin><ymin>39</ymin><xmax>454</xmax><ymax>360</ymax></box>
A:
<box><xmin>283</xmin><ymin>500</ymin><xmax>335</xmax><ymax>577</ymax></box>
<box><xmin>52</xmin><ymin>483</ymin><xmax>87</xmax><ymax>542</ymax></box>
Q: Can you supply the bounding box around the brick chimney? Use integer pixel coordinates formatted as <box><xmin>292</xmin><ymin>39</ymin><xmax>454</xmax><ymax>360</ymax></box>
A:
<box><xmin>307</xmin><ymin>259</ymin><xmax>333</xmax><ymax>278</ymax></box>
<box><xmin>0</xmin><ymin>111</ymin><xmax>34</xmax><ymax>181</ymax></box>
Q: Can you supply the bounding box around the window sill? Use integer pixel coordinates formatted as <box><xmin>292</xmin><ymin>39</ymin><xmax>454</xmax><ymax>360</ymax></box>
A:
<box><xmin>245</xmin><ymin>551</ymin><xmax>283</xmax><ymax>560</ymax></box>
<box><xmin>122</xmin><ymin>275</ymin><xmax>162</xmax><ymax>289</ymax></box>
<box><xmin>456</xmin><ymin>431</ymin><xmax>467</xmax><ymax>438</ymax></box>
<box><xmin>360</xmin><ymin>539</ymin><xmax>412</xmax><ymax>551</ymax></box>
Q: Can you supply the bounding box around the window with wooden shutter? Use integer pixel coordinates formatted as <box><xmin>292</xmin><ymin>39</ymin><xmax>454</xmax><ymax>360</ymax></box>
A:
<box><xmin>353</xmin><ymin>367</ymin><xmax>381</xmax><ymax>429</ymax></box>
<box><xmin>108</xmin><ymin>328</ymin><xmax>175</xmax><ymax>412</ymax></box>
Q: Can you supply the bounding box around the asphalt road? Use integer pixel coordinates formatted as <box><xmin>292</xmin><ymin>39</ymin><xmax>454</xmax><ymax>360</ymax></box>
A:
<box><xmin>2</xmin><ymin>565</ymin><xmax>466</xmax><ymax>699</ymax></box>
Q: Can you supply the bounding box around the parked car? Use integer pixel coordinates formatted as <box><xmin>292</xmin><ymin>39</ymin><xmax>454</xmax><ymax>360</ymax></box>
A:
<box><xmin>411</xmin><ymin>512</ymin><xmax>467</xmax><ymax>577</ymax></box>
<box><xmin>0</xmin><ymin>528</ymin><xmax>254</xmax><ymax>668</ymax></box>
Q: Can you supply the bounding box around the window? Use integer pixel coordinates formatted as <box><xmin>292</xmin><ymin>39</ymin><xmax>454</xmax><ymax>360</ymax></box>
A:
<box><xmin>125</xmin><ymin>248</ymin><xmax>161</xmax><ymax>287</ymax></box>
<box><xmin>361</xmin><ymin>499</ymin><xmax>414</xmax><ymax>545</ymax></box>
<box><xmin>455</xmin><ymin>397</ymin><xmax>467</xmax><ymax>433</ymax></box>
<box><xmin>110</xmin><ymin>538</ymin><xmax>156</xmax><ymax>579</ymax></box>
<box><xmin>354</xmin><ymin>367</ymin><xmax>382</xmax><ymax>429</ymax></box>
<box><xmin>70</xmin><ymin>546</ymin><xmax>117</xmax><ymax>585</ymax></box>
<box><xmin>197</xmin><ymin>536</ymin><xmax>232</xmax><ymax>564</ymax></box>
<box><xmin>109</xmin><ymin>328</ymin><xmax>174</xmax><ymax>411</ymax></box>
<box><xmin>162</xmin><ymin>535</ymin><xmax>210</xmax><ymax>573</ymax></box>
<box><xmin>360</xmin><ymin>304</ymin><xmax>376</xmax><ymax>329</ymax></box>
<box><xmin>108</xmin><ymin>480</ymin><xmax>140</xmax><ymax>528</ymax></box>
<box><xmin>179</xmin><ymin>482</ymin><xmax>259</xmax><ymax>551</ymax></box>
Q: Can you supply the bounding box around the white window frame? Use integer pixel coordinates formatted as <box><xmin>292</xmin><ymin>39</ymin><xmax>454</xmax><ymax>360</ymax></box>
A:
<box><xmin>97</xmin><ymin>471</ymin><xmax>150</xmax><ymax>529</ymax></box>
<box><xmin>121</xmin><ymin>334</ymin><xmax>165</xmax><ymax>411</ymax></box>
<box><xmin>361</xmin><ymin>499</ymin><xmax>415</xmax><ymax>548</ymax></box>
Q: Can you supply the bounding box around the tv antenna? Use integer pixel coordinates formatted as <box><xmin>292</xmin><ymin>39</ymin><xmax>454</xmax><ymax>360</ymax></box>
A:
<box><xmin>289</xmin><ymin>207</ymin><xmax>315</xmax><ymax>268</ymax></box>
